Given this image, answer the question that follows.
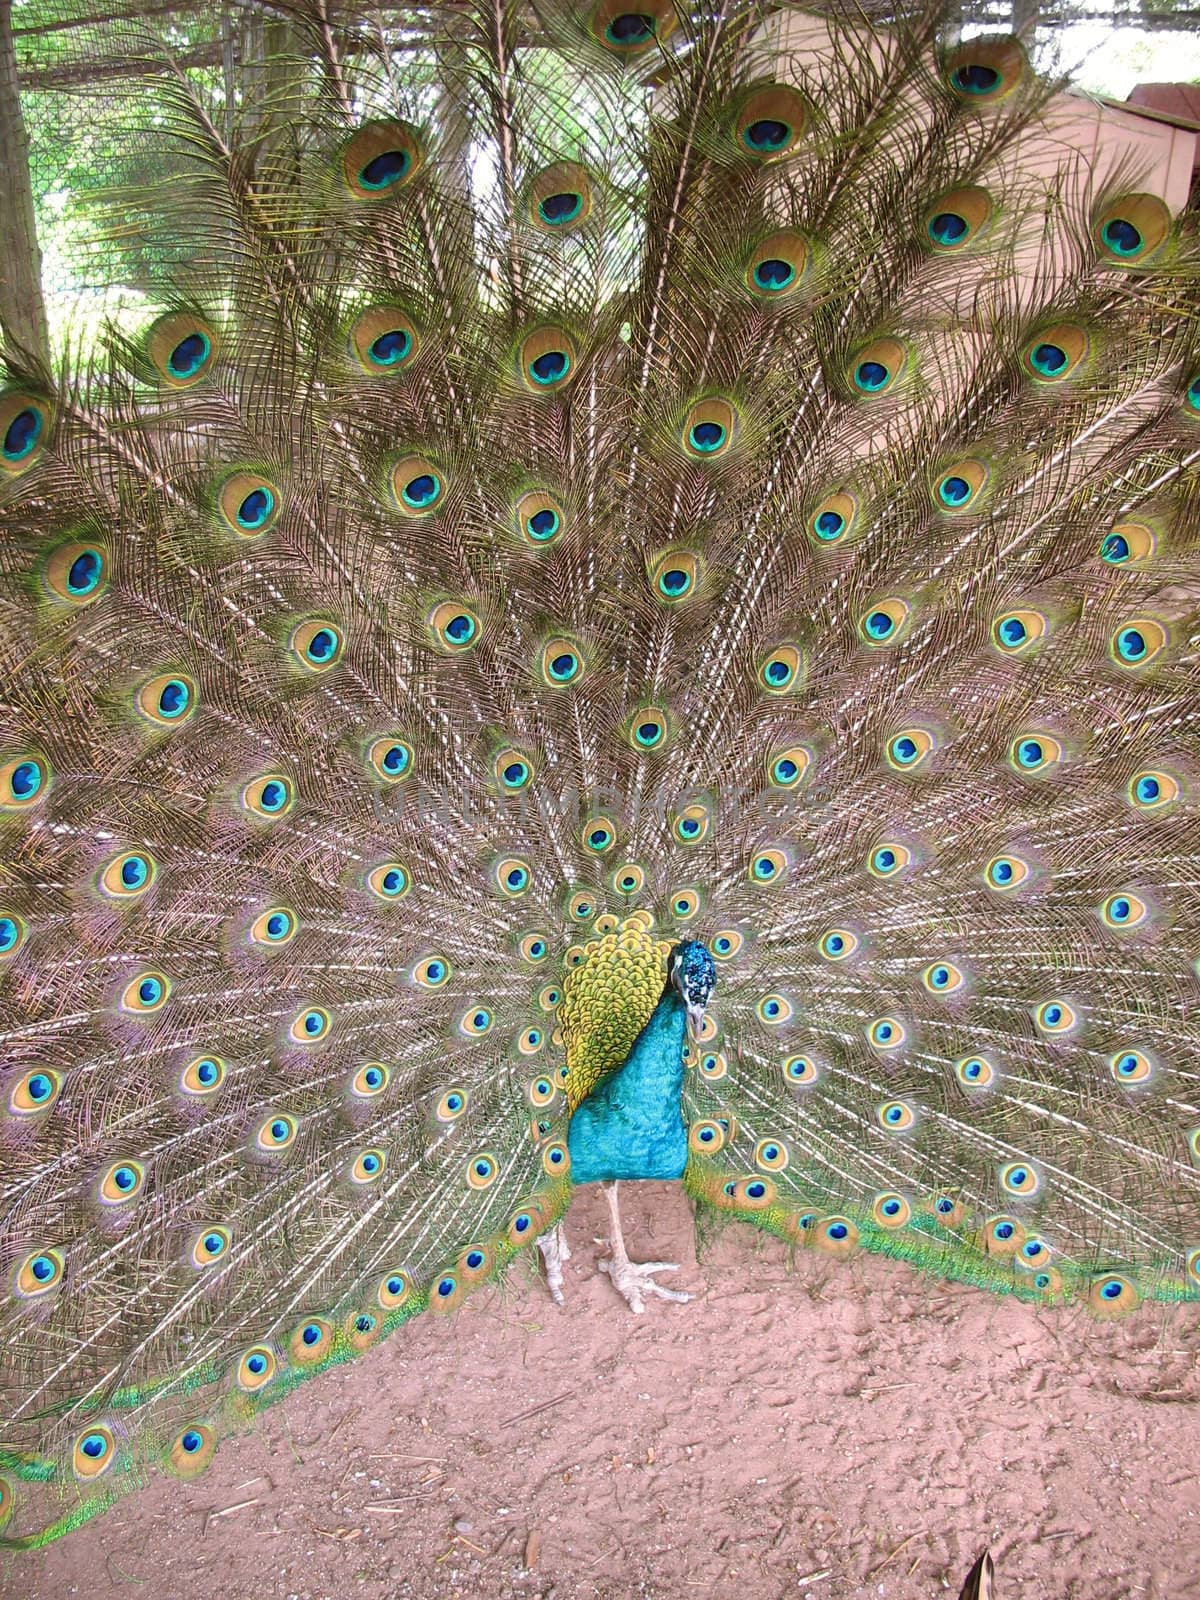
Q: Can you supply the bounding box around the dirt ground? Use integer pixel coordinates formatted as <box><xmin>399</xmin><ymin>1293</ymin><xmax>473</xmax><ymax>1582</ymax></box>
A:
<box><xmin>7</xmin><ymin>1182</ymin><xmax>1199</xmax><ymax>1600</ymax></box>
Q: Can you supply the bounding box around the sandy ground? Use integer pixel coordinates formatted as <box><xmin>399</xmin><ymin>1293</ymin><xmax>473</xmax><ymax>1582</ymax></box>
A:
<box><xmin>6</xmin><ymin>1182</ymin><xmax>1200</xmax><ymax>1600</ymax></box>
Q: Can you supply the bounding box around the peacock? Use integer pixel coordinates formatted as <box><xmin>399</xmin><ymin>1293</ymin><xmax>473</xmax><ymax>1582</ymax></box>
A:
<box><xmin>1</xmin><ymin>0</ymin><xmax>1199</xmax><ymax>1552</ymax></box>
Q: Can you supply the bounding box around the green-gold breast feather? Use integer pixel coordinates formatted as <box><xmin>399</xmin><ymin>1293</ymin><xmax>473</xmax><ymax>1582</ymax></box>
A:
<box><xmin>1</xmin><ymin>0</ymin><xmax>1199</xmax><ymax>1548</ymax></box>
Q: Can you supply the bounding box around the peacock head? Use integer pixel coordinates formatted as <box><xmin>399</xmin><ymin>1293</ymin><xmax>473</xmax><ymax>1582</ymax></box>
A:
<box><xmin>669</xmin><ymin>940</ymin><xmax>716</xmax><ymax>1040</ymax></box>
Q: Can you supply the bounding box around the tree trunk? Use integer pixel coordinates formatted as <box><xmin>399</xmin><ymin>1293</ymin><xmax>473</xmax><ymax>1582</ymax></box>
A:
<box><xmin>0</xmin><ymin>0</ymin><xmax>51</xmax><ymax>369</ymax></box>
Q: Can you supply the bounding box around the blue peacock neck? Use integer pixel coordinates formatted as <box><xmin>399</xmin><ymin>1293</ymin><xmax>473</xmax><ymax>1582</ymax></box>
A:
<box><xmin>566</xmin><ymin>984</ymin><xmax>690</xmax><ymax>1185</ymax></box>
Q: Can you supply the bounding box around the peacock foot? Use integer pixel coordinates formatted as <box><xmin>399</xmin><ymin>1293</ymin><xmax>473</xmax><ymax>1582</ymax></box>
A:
<box><xmin>595</xmin><ymin>1249</ymin><xmax>692</xmax><ymax>1315</ymax></box>
<box><xmin>537</xmin><ymin>1223</ymin><xmax>572</xmax><ymax>1305</ymax></box>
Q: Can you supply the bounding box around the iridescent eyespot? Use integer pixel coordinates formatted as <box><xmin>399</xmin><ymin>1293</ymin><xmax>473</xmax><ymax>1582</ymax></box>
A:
<box><xmin>868</xmin><ymin>1020</ymin><xmax>906</xmax><ymax>1053</ymax></box>
<box><xmin>1110</xmin><ymin>618</ymin><xmax>1166</xmax><ymax>668</ymax></box>
<box><xmin>540</xmin><ymin>637</ymin><xmax>584</xmax><ymax>686</ymax></box>
<box><xmin>628</xmin><ymin>709</ymin><xmax>669</xmax><ymax>752</ymax></box>
<box><xmin>255</xmin><ymin>1113</ymin><xmax>297</xmax><ymax>1152</ymax></box>
<box><xmin>1100</xmin><ymin>519</ymin><xmax>1156</xmax><ymax>566</ymax></box>
<box><xmin>134</xmin><ymin>672</ymin><xmax>197</xmax><ymax>729</ymax></box>
<box><xmin>923</xmin><ymin>960</ymin><xmax>965</xmax><ymax>995</ymax></box>
<box><xmin>1101</xmin><ymin>891</ymin><xmax>1148</xmax><ymax>931</ymax></box>
<box><xmin>250</xmin><ymin>906</ymin><xmax>297</xmax><ymax>946</ymax></box>
<box><xmin>541</xmin><ymin>1141</ymin><xmax>569</xmax><ymax>1176</ymax></box>
<box><xmin>1000</xmin><ymin>1161</ymin><xmax>1039</xmax><ymax>1197</ymax></box>
<box><xmin>368</xmin><ymin>737</ymin><xmax>413</xmax><ymax>784</ymax></box>
<box><xmin>757</xmin><ymin>643</ymin><xmax>802</xmax><ymax>695</ymax></box>
<box><xmin>752</xmin><ymin>1138</ymin><xmax>789</xmax><ymax>1173</ymax></box>
<box><xmin>567</xmin><ymin>890</ymin><xmax>595</xmax><ymax>921</ymax></box>
<box><xmin>783</xmin><ymin>1054</ymin><xmax>819</xmax><ymax>1085</ymax></box>
<box><xmin>288</xmin><ymin>1006</ymin><xmax>331</xmax><ymax>1043</ymax></box>
<box><xmin>180</xmin><ymin>1056</ymin><xmax>225</xmax><ymax>1096</ymax></box>
<box><xmin>1088</xmin><ymin>1274</ymin><xmax>1140</xmax><ymax>1317</ymax></box>
<box><xmin>519</xmin><ymin>932</ymin><xmax>550</xmax><ymax>964</ymax></box>
<box><xmin>848</xmin><ymin>337</ymin><xmax>906</xmax><ymax>397</ymax></box>
<box><xmin>377</xmin><ymin>1270</ymin><xmax>412</xmax><ymax>1311</ymax></box>
<box><xmin>466</xmin><ymin>1152</ymin><xmax>498</xmax><ymax>1190</ymax></box>
<box><xmin>734</xmin><ymin>84</ymin><xmax>808</xmax><ymax>158</ymax></box>
<box><xmin>582</xmin><ymin>818</ymin><xmax>617</xmax><ymax>855</ymax></box>
<box><xmin>807</xmin><ymin>489</ymin><xmax>859</xmax><ymax>545</ymax></box>
<box><xmin>345</xmin><ymin>1308</ymin><xmax>381</xmax><ymax>1351</ymax></box>
<box><xmin>73</xmin><ymin>1426</ymin><xmax>116</xmax><ymax>1480</ymax></box>
<box><xmin>120</xmin><ymin>970</ymin><xmax>170</xmax><ymax>1013</ymax></box>
<box><xmin>351</xmin><ymin>1062</ymin><xmax>390</xmax><ymax>1098</ymax></box>
<box><xmin>517</xmin><ymin>1027</ymin><xmax>544</xmax><ymax>1056</ymax></box>
<box><xmin>924</xmin><ymin>186</ymin><xmax>992</xmax><ymax>251</ymax></box>
<box><xmin>593</xmin><ymin>0</ymin><xmax>676</xmax><ymax>53</ymax></box>
<box><xmin>682</xmin><ymin>398</ymin><xmax>736</xmax><ymax>458</ymax></box>
<box><xmin>1186</xmin><ymin>373</ymin><xmax>1200</xmax><ymax>416</ymax></box>
<box><xmin>237</xmin><ymin>1345</ymin><xmax>278</xmax><ymax>1392</ymax></box>
<box><xmin>242</xmin><ymin>771</ymin><xmax>294</xmax><ymax>817</ymax></box>
<box><xmin>1</xmin><ymin>755</ymin><xmax>50</xmax><ymax>810</ymax></box>
<box><xmin>647</xmin><ymin>548</ymin><xmax>702</xmax><ymax>604</ymax></box>
<box><xmin>688</xmin><ymin>1119</ymin><xmax>727</xmax><ymax>1155</ymax></box>
<box><xmin>991</xmin><ymin>609</ymin><xmax>1046</xmax><ymax>653</ymax></box>
<box><xmin>538</xmin><ymin>985</ymin><xmax>561</xmax><ymax>1012</ymax></box>
<box><xmin>290</xmin><ymin>620</ymin><xmax>344</xmax><ymax>672</ymax></box>
<box><xmin>519</xmin><ymin>326</ymin><xmax>577</xmax><ymax>391</ymax></box>
<box><xmin>514</xmin><ymin>489</ymin><xmax>565</xmax><ymax>549</ymax></box>
<box><xmin>493</xmin><ymin>856</ymin><xmax>531</xmax><ymax>897</ymax></box>
<box><xmin>873</xmin><ymin>1193</ymin><xmax>912</xmax><ymax>1229</ymax></box>
<box><xmin>413</xmin><ymin>955</ymin><xmax>451</xmax><ymax>989</ymax></box>
<box><xmin>368</xmin><ymin>862</ymin><xmax>410</xmax><ymax>901</ymax></box>
<box><xmin>429</xmin><ymin>600</ymin><xmax>481</xmax><ymax>654</ymax></box>
<box><xmin>613</xmin><ymin>862</ymin><xmax>645</xmax><ymax>896</ymax></box>
<box><xmin>459</xmin><ymin>1007</ymin><xmax>493</xmax><ymax>1038</ymax></box>
<box><xmin>698</xmin><ymin>1051</ymin><xmax>727</xmax><ymax>1079</ymax></box>
<box><xmin>0</xmin><ymin>391</ymin><xmax>51</xmax><ymax>474</ymax></box>
<box><xmin>217</xmin><ymin>472</ymin><xmax>280</xmax><ymax>537</ymax></box>
<box><xmin>528</xmin><ymin>1075</ymin><xmax>557</xmax><ymax>1109</ymax></box>
<box><xmin>459</xmin><ymin>1245</ymin><xmax>492</xmax><ymax>1284</ymax></box>
<box><xmin>819</xmin><ymin>928</ymin><xmax>858</xmax><ymax>961</ymax></box>
<box><xmin>813</xmin><ymin>1216</ymin><xmax>858</xmax><ymax>1256</ymax></box>
<box><xmin>14</xmin><ymin>1247</ymin><xmax>65</xmax><ymax>1299</ymax></box>
<box><xmin>1111</xmin><ymin>1049</ymin><xmax>1154</xmax><ymax>1086</ymax></box>
<box><xmin>1034</xmin><ymin>999</ymin><xmax>1076</xmax><ymax>1035</ymax></box>
<box><xmin>982</xmin><ymin>1215</ymin><xmax>1024</xmax><ymax>1256</ymax></box>
<box><xmin>868</xmin><ymin>842</ymin><xmax>911</xmax><ymax>878</ymax></box>
<box><xmin>931</xmin><ymin>1194</ymin><xmax>965</xmax><ymax>1226</ymax></box>
<box><xmin>1093</xmin><ymin>193</ymin><xmax>1171</xmax><ymax>265</ymax></box>
<box><xmin>1022</xmin><ymin>323</ymin><xmax>1088</xmax><ymax>383</ymax></box>
<box><xmin>672</xmin><ymin>802</ymin><xmax>711</xmax><ymax>845</ymax></box>
<box><xmin>710</xmin><ymin>928</ymin><xmax>742</xmax><ymax>961</ymax></box>
<box><xmin>147</xmin><ymin>312</ymin><xmax>217</xmax><ymax>386</ymax></box>
<box><xmin>436</xmin><ymin>1088</ymin><xmax>469</xmax><ymax>1122</ymax></box>
<box><xmin>767</xmin><ymin>744</ymin><xmax>810</xmax><ymax>788</ymax></box>
<box><xmin>955</xmin><ymin>1055</ymin><xmax>995</xmax><ymax>1088</ymax></box>
<box><xmin>933</xmin><ymin>459</ymin><xmax>988</xmax><ymax>513</ymax></box>
<box><xmin>289</xmin><ymin>1318</ymin><xmax>333</xmax><ymax>1363</ymax></box>
<box><xmin>886</xmin><ymin>728</ymin><xmax>935</xmax><ymax>771</ymax></box>
<box><xmin>493</xmin><ymin>746</ymin><xmax>534</xmax><ymax>792</ymax></box>
<box><xmin>1128</xmin><ymin>769</ymin><xmax>1179</xmax><ymax>811</ymax></box>
<box><xmin>43</xmin><ymin>540</ymin><xmax>108</xmax><ymax>606</ymax></box>
<box><xmin>349</xmin><ymin>306</ymin><xmax>419</xmax><ymax>373</ymax></box>
<box><xmin>342</xmin><ymin>120</ymin><xmax>423</xmax><ymax>198</ymax></box>
<box><xmin>877</xmin><ymin>1098</ymin><xmax>915</xmax><ymax>1128</ymax></box>
<box><xmin>529</xmin><ymin>160</ymin><xmax>592</xmax><ymax>230</ymax></box>
<box><xmin>99</xmin><ymin>850</ymin><xmax>156</xmax><ymax>899</ymax></box>
<box><xmin>190</xmin><ymin>1226</ymin><xmax>231</xmax><ymax>1269</ymax></box>
<box><xmin>351</xmin><ymin>1148</ymin><xmax>386</xmax><ymax>1184</ymax></box>
<box><xmin>0</xmin><ymin>912</ymin><xmax>23</xmax><ymax>962</ymax></box>
<box><xmin>9</xmin><ymin>1066</ymin><xmax>62</xmax><ymax>1117</ymax></box>
<box><xmin>985</xmin><ymin>853</ymin><xmax>1029</xmax><ymax>891</ymax></box>
<box><xmin>594</xmin><ymin>913</ymin><xmax>620</xmax><ymax>936</ymax></box>
<box><xmin>390</xmin><ymin>455</ymin><xmax>445</xmax><ymax>515</ymax></box>
<box><xmin>1009</xmin><ymin>733</ymin><xmax>1062</xmax><ymax>774</ymax></box>
<box><xmin>858</xmin><ymin>598</ymin><xmax>910</xmax><ymax>645</ymax></box>
<box><xmin>756</xmin><ymin>993</ymin><xmax>793</xmax><ymax>1025</ymax></box>
<box><xmin>944</xmin><ymin>38</ymin><xmax>1026</xmax><ymax>101</ymax></box>
<box><xmin>749</xmin><ymin>847</ymin><xmax>787</xmax><ymax>885</ymax></box>
<box><xmin>746</xmin><ymin>229</ymin><xmax>809</xmax><ymax>296</ymax></box>
<box><xmin>670</xmin><ymin>887</ymin><xmax>700</xmax><ymax>921</ymax></box>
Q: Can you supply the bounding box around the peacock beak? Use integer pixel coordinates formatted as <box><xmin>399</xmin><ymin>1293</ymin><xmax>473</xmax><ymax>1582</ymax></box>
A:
<box><xmin>684</xmin><ymin>998</ymin><xmax>707</xmax><ymax>1043</ymax></box>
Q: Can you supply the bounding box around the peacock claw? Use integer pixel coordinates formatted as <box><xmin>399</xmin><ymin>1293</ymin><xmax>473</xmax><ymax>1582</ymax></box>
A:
<box><xmin>537</xmin><ymin>1223</ymin><xmax>571</xmax><ymax>1306</ymax></box>
<box><xmin>596</xmin><ymin>1252</ymin><xmax>692</xmax><ymax>1315</ymax></box>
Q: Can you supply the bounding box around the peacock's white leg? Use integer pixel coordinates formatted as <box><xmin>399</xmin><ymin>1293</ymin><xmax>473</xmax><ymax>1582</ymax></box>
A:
<box><xmin>537</xmin><ymin>1222</ymin><xmax>572</xmax><ymax>1305</ymax></box>
<box><xmin>595</xmin><ymin>1180</ymin><xmax>692</xmax><ymax>1314</ymax></box>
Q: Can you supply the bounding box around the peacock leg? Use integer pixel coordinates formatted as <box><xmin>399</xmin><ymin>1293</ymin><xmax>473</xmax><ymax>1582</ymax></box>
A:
<box><xmin>537</xmin><ymin>1222</ymin><xmax>572</xmax><ymax>1305</ymax></box>
<box><xmin>595</xmin><ymin>1180</ymin><xmax>692</xmax><ymax>1314</ymax></box>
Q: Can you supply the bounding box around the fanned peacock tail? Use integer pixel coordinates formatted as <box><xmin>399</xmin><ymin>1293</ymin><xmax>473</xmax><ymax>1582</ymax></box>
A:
<box><xmin>2</xmin><ymin>0</ymin><xmax>1199</xmax><ymax>1548</ymax></box>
